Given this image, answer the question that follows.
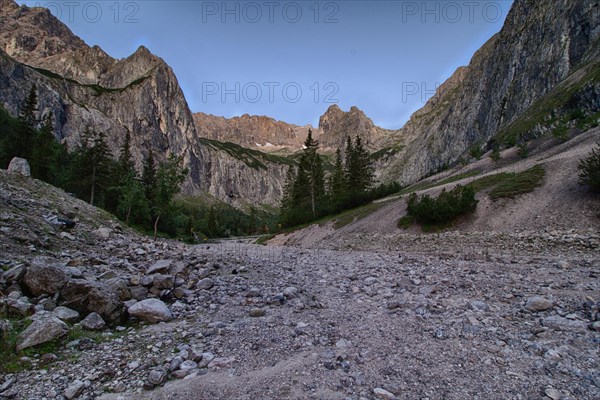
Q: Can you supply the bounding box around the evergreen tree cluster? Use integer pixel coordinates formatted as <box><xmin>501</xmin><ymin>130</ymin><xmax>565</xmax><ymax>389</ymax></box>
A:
<box><xmin>406</xmin><ymin>185</ymin><xmax>478</xmax><ymax>225</ymax></box>
<box><xmin>0</xmin><ymin>86</ymin><xmax>190</xmax><ymax>239</ymax></box>
<box><xmin>280</xmin><ymin>131</ymin><xmax>400</xmax><ymax>227</ymax></box>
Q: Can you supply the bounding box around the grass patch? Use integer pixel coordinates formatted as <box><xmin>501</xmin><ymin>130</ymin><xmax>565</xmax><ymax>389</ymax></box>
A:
<box><xmin>467</xmin><ymin>165</ymin><xmax>545</xmax><ymax>198</ymax></box>
<box><xmin>200</xmin><ymin>138</ymin><xmax>295</xmax><ymax>170</ymax></box>
<box><xmin>0</xmin><ymin>318</ymin><xmax>129</xmax><ymax>373</ymax></box>
<box><xmin>488</xmin><ymin>165</ymin><xmax>545</xmax><ymax>199</ymax></box>
<box><xmin>397</xmin><ymin>215</ymin><xmax>415</xmax><ymax>230</ymax></box>
<box><xmin>333</xmin><ymin>202</ymin><xmax>385</xmax><ymax>229</ymax></box>
<box><xmin>400</xmin><ymin>169</ymin><xmax>482</xmax><ymax>195</ymax></box>
<box><xmin>255</xmin><ymin>234</ymin><xmax>275</xmax><ymax>245</ymax></box>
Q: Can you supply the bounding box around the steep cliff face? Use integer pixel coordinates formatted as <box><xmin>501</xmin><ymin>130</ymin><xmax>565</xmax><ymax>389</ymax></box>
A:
<box><xmin>381</xmin><ymin>0</ymin><xmax>600</xmax><ymax>183</ymax></box>
<box><xmin>195</xmin><ymin>140</ymin><xmax>291</xmax><ymax>209</ymax></box>
<box><xmin>193</xmin><ymin>112</ymin><xmax>314</xmax><ymax>153</ymax></box>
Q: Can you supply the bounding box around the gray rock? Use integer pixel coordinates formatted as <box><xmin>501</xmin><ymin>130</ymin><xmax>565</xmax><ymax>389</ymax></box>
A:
<box><xmin>544</xmin><ymin>388</ymin><xmax>561</xmax><ymax>400</ymax></box>
<box><xmin>22</xmin><ymin>261</ymin><xmax>68</xmax><ymax>297</ymax></box>
<box><xmin>59</xmin><ymin>279</ymin><xmax>124</xmax><ymax>325</ymax></box>
<box><xmin>169</xmin><ymin>356</ymin><xmax>183</xmax><ymax>372</ymax></box>
<box><xmin>543</xmin><ymin>316</ymin><xmax>588</xmax><ymax>332</ymax></box>
<box><xmin>64</xmin><ymin>379</ymin><xmax>85</xmax><ymax>399</ymax></box>
<box><xmin>283</xmin><ymin>286</ymin><xmax>299</xmax><ymax>298</ymax></box>
<box><xmin>525</xmin><ymin>296</ymin><xmax>553</xmax><ymax>312</ymax></box>
<box><xmin>0</xmin><ymin>319</ymin><xmax>12</xmax><ymax>339</ymax></box>
<box><xmin>127</xmin><ymin>298</ymin><xmax>172</xmax><ymax>323</ymax></box>
<box><xmin>130</xmin><ymin>285</ymin><xmax>149</xmax><ymax>301</ymax></box>
<box><xmin>196</xmin><ymin>277</ymin><xmax>214</xmax><ymax>290</ymax></box>
<box><xmin>147</xmin><ymin>367</ymin><xmax>167</xmax><ymax>387</ymax></box>
<box><xmin>147</xmin><ymin>259</ymin><xmax>173</xmax><ymax>275</ymax></box>
<box><xmin>16</xmin><ymin>317</ymin><xmax>69</xmax><ymax>351</ymax></box>
<box><xmin>6</xmin><ymin>297</ymin><xmax>33</xmax><ymax>316</ymax></box>
<box><xmin>373</xmin><ymin>387</ymin><xmax>396</xmax><ymax>399</ymax></box>
<box><xmin>180</xmin><ymin>360</ymin><xmax>198</xmax><ymax>371</ymax></box>
<box><xmin>7</xmin><ymin>157</ymin><xmax>30</xmax><ymax>177</ymax></box>
<box><xmin>4</xmin><ymin>264</ymin><xmax>26</xmax><ymax>283</ymax></box>
<box><xmin>52</xmin><ymin>306</ymin><xmax>79</xmax><ymax>322</ymax></box>
<box><xmin>470</xmin><ymin>300</ymin><xmax>490</xmax><ymax>312</ymax></box>
<box><xmin>105</xmin><ymin>277</ymin><xmax>131</xmax><ymax>301</ymax></box>
<box><xmin>93</xmin><ymin>227</ymin><xmax>112</xmax><ymax>240</ymax></box>
<box><xmin>80</xmin><ymin>312</ymin><xmax>105</xmax><ymax>330</ymax></box>
<box><xmin>153</xmin><ymin>274</ymin><xmax>175</xmax><ymax>289</ymax></box>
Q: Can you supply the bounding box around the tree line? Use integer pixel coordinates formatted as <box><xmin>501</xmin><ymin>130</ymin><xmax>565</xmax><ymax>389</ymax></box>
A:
<box><xmin>279</xmin><ymin>130</ymin><xmax>401</xmax><ymax>227</ymax></box>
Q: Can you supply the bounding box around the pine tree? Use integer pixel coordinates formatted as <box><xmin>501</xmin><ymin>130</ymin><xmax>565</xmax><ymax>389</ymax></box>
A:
<box><xmin>207</xmin><ymin>205</ymin><xmax>218</xmax><ymax>237</ymax></box>
<box><xmin>152</xmin><ymin>154</ymin><xmax>188</xmax><ymax>240</ymax></box>
<box><xmin>328</xmin><ymin>148</ymin><xmax>347</xmax><ymax>212</ymax></box>
<box><xmin>69</xmin><ymin>130</ymin><xmax>113</xmax><ymax>206</ymax></box>
<box><xmin>346</xmin><ymin>135</ymin><xmax>374</xmax><ymax>200</ymax></box>
<box><xmin>14</xmin><ymin>85</ymin><xmax>38</xmax><ymax>160</ymax></box>
<box><xmin>117</xmin><ymin>130</ymin><xmax>136</xmax><ymax>180</ymax></box>
<box><xmin>142</xmin><ymin>148</ymin><xmax>157</xmax><ymax>210</ymax></box>
<box><xmin>31</xmin><ymin>112</ymin><xmax>56</xmax><ymax>182</ymax></box>
<box><xmin>117</xmin><ymin>171</ymin><xmax>147</xmax><ymax>225</ymax></box>
<box><xmin>297</xmin><ymin>129</ymin><xmax>325</xmax><ymax>218</ymax></box>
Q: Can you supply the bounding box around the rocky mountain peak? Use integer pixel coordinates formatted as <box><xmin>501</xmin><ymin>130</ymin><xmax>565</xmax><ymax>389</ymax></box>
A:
<box><xmin>318</xmin><ymin>104</ymin><xmax>384</xmax><ymax>149</ymax></box>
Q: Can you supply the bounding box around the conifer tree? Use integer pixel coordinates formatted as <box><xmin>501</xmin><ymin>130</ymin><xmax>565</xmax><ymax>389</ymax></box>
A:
<box><xmin>328</xmin><ymin>148</ymin><xmax>347</xmax><ymax>212</ymax></box>
<box><xmin>152</xmin><ymin>154</ymin><xmax>188</xmax><ymax>240</ymax></box>
<box><xmin>31</xmin><ymin>112</ymin><xmax>56</xmax><ymax>182</ymax></box>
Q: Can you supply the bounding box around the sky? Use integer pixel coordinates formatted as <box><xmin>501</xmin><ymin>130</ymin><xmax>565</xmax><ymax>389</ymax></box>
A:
<box><xmin>20</xmin><ymin>0</ymin><xmax>514</xmax><ymax>129</ymax></box>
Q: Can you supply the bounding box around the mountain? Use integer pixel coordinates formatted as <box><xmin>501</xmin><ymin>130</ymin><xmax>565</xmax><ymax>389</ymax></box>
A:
<box><xmin>193</xmin><ymin>112</ymin><xmax>313</xmax><ymax>153</ymax></box>
<box><xmin>0</xmin><ymin>0</ymin><xmax>293</xmax><ymax>209</ymax></box>
<box><xmin>317</xmin><ymin>105</ymin><xmax>397</xmax><ymax>151</ymax></box>
<box><xmin>378</xmin><ymin>0</ymin><xmax>600</xmax><ymax>183</ymax></box>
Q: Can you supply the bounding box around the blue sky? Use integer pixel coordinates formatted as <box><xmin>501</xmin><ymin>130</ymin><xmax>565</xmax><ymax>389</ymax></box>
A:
<box><xmin>20</xmin><ymin>1</ymin><xmax>513</xmax><ymax>129</ymax></box>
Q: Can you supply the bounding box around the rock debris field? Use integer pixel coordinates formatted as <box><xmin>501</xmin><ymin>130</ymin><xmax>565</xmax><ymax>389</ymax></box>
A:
<box><xmin>1</xmin><ymin>171</ymin><xmax>599</xmax><ymax>400</ymax></box>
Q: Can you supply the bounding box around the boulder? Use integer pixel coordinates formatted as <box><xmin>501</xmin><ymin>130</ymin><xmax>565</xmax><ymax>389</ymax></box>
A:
<box><xmin>525</xmin><ymin>296</ymin><xmax>554</xmax><ymax>312</ymax></box>
<box><xmin>16</xmin><ymin>317</ymin><xmax>69</xmax><ymax>351</ymax></box>
<box><xmin>152</xmin><ymin>274</ymin><xmax>175</xmax><ymax>290</ymax></box>
<box><xmin>147</xmin><ymin>259</ymin><xmax>173</xmax><ymax>275</ymax></box>
<box><xmin>127</xmin><ymin>299</ymin><xmax>172</xmax><ymax>323</ymax></box>
<box><xmin>59</xmin><ymin>279</ymin><xmax>124</xmax><ymax>325</ymax></box>
<box><xmin>22</xmin><ymin>260</ymin><xmax>69</xmax><ymax>297</ymax></box>
<box><xmin>105</xmin><ymin>278</ymin><xmax>131</xmax><ymax>301</ymax></box>
<box><xmin>7</xmin><ymin>157</ymin><xmax>31</xmax><ymax>177</ymax></box>
<box><xmin>81</xmin><ymin>312</ymin><xmax>105</xmax><ymax>330</ymax></box>
<box><xmin>93</xmin><ymin>228</ymin><xmax>112</xmax><ymax>239</ymax></box>
<box><xmin>52</xmin><ymin>306</ymin><xmax>80</xmax><ymax>323</ymax></box>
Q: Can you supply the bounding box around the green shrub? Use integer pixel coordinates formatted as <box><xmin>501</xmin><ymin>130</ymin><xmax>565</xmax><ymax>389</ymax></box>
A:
<box><xmin>406</xmin><ymin>185</ymin><xmax>478</xmax><ymax>224</ymax></box>
<box><xmin>469</xmin><ymin>145</ymin><xmax>484</xmax><ymax>160</ymax></box>
<box><xmin>517</xmin><ymin>142</ymin><xmax>529</xmax><ymax>158</ymax></box>
<box><xmin>578</xmin><ymin>141</ymin><xmax>600</xmax><ymax>192</ymax></box>
<box><xmin>491</xmin><ymin>147</ymin><xmax>501</xmax><ymax>162</ymax></box>
<box><xmin>397</xmin><ymin>215</ymin><xmax>415</xmax><ymax>230</ymax></box>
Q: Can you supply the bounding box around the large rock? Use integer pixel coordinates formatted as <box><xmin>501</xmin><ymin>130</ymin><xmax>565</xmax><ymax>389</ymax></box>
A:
<box><xmin>80</xmin><ymin>312</ymin><xmax>105</xmax><ymax>330</ymax></box>
<box><xmin>16</xmin><ymin>317</ymin><xmax>68</xmax><ymax>351</ymax></box>
<box><xmin>22</xmin><ymin>260</ymin><xmax>68</xmax><ymax>297</ymax></box>
<box><xmin>525</xmin><ymin>296</ymin><xmax>554</xmax><ymax>312</ymax></box>
<box><xmin>7</xmin><ymin>157</ymin><xmax>30</xmax><ymax>177</ymax></box>
<box><xmin>51</xmin><ymin>306</ymin><xmax>80</xmax><ymax>323</ymax></box>
<box><xmin>127</xmin><ymin>299</ymin><xmax>172</xmax><ymax>323</ymax></box>
<box><xmin>59</xmin><ymin>279</ymin><xmax>124</xmax><ymax>325</ymax></box>
<box><xmin>147</xmin><ymin>259</ymin><xmax>173</xmax><ymax>275</ymax></box>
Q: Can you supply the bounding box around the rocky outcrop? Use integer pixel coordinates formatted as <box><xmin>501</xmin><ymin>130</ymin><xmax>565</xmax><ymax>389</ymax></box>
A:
<box><xmin>193</xmin><ymin>112</ymin><xmax>315</xmax><ymax>153</ymax></box>
<box><xmin>380</xmin><ymin>0</ymin><xmax>600</xmax><ymax>183</ymax></box>
<box><xmin>318</xmin><ymin>105</ymin><xmax>395</xmax><ymax>150</ymax></box>
<box><xmin>196</xmin><ymin>141</ymin><xmax>291</xmax><ymax>208</ymax></box>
